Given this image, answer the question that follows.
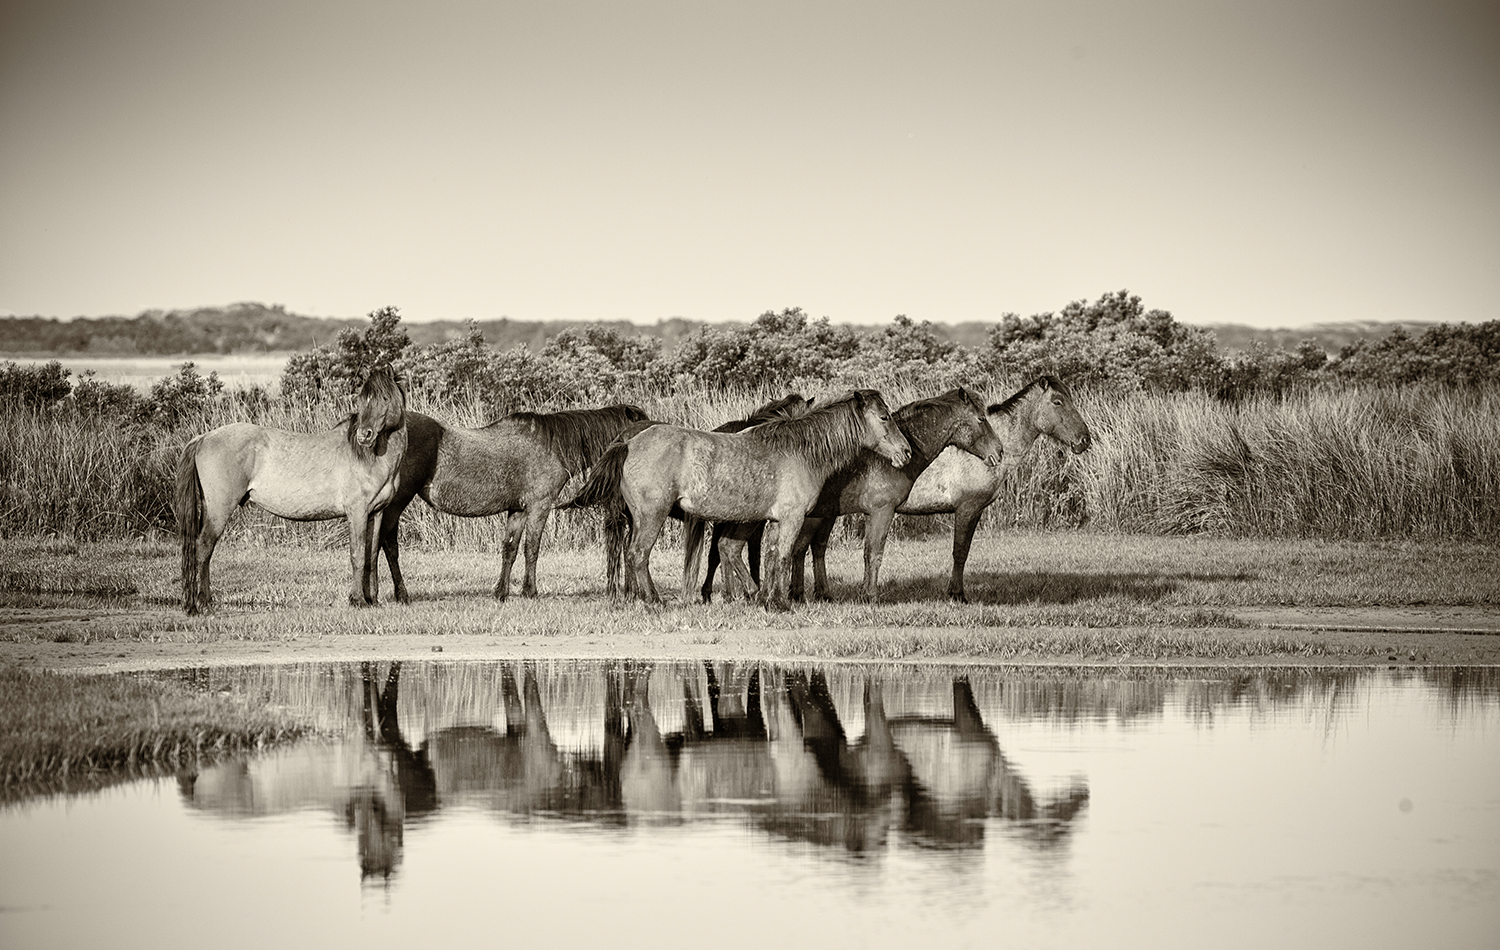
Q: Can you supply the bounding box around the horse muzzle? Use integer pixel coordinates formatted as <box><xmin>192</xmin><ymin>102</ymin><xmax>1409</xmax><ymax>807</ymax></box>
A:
<box><xmin>356</xmin><ymin>428</ymin><xmax>378</xmax><ymax>448</ymax></box>
<box><xmin>1070</xmin><ymin>433</ymin><xmax>1092</xmax><ymax>454</ymax></box>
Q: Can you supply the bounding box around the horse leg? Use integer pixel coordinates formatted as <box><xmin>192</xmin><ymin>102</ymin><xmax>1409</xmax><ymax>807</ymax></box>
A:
<box><xmin>626</xmin><ymin>509</ymin><xmax>668</xmax><ymax>605</ymax></box>
<box><xmin>496</xmin><ymin>510</ymin><xmax>524</xmax><ymax>600</ymax></box>
<box><xmin>765</xmin><ymin>516</ymin><xmax>804</xmax><ymax>612</ymax></box>
<box><xmin>808</xmin><ymin>516</ymin><xmax>837</xmax><ymax>602</ymax></box>
<box><xmin>363</xmin><ymin>509</ymin><xmax>385</xmax><ymax>605</ymax></box>
<box><xmin>193</xmin><ymin>509</ymin><xmax>232</xmax><ymax>614</ymax></box>
<box><xmin>788</xmin><ymin>518</ymin><xmax>818</xmax><ymax>603</ymax></box>
<box><xmin>720</xmin><ymin>534</ymin><xmax>755</xmax><ymax>601</ymax></box>
<box><xmin>949</xmin><ymin>502</ymin><xmax>985</xmax><ymax>603</ymax></box>
<box><xmin>347</xmin><ymin>508</ymin><xmax>374</xmax><ymax>607</ymax></box>
<box><xmin>700</xmin><ymin>522</ymin><xmax>722</xmax><ymax>603</ymax></box>
<box><xmin>519</xmin><ymin>505</ymin><xmax>548</xmax><ymax>598</ymax></box>
<box><xmin>378</xmin><ymin>495</ymin><xmax>412</xmax><ymax>605</ymax></box>
<box><xmin>861</xmin><ymin>505</ymin><xmax>897</xmax><ymax>602</ymax></box>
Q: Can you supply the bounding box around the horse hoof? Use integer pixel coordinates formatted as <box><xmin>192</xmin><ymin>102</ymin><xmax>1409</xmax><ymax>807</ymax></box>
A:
<box><xmin>948</xmin><ymin>591</ymin><xmax>968</xmax><ymax>604</ymax></box>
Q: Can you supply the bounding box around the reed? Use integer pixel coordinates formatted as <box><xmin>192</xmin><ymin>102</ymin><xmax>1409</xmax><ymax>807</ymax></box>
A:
<box><xmin>4</xmin><ymin>381</ymin><xmax>1499</xmax><ymax>545</ymax></box>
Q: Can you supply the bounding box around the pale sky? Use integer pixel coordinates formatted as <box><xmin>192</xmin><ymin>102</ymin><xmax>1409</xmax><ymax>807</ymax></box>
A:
<box><xmin>2</xmin><ymin>0</ymin><xmax>1497</xmax><ymax>329</ymax></box>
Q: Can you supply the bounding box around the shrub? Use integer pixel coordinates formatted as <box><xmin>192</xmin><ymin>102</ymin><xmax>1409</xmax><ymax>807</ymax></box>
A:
<box><xmin>0</xmin><ymin>360</ymin><xmax>72</xmax><ymax>409</ymax></box>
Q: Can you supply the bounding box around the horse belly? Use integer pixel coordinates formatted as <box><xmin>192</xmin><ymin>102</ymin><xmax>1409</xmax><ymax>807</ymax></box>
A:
<box><xmin>677</xmin><ymin>452</ymin><xmax>783</xmax><ymax>522</ymax></box>
<box><xmin>901</xmin><ymin>448</ymin><xmax>999</xmax><ymax>514</ymax></box>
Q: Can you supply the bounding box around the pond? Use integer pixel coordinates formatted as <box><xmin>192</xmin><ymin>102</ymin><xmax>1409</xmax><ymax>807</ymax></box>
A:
<box><xmin>2</xmin><ymin>662</ymin><xmax>1498</xmax><ymax>949</ymax></box>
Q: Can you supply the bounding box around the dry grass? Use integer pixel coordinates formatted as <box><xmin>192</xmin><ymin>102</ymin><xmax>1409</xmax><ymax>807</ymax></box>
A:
<box><xmin>0</xmin><ymin>665</ymin><xmax>307</xmax><ymax>801</ymax></box>
<box><xmin>2</xmin><ymin>532</ymin><xmax>1494</xmax><ymax>659</ymax></box>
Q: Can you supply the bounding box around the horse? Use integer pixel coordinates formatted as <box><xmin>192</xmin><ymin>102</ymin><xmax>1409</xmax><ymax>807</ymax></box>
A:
<box><xmin>694</xmin><ymin>387</ymin><xmax>1004</xmax><ymax>603</ymax></box>
<box><xmin>686</xmin><ymin>394</ymin><xmax>815</xmax><ymax>602</ymax></box>
<box><xmin>175</xmin><ymin>366</ymin><xmax>407</xmax><ymax>615</ymax></box>
<box><xmin>783</xmin><ymin>387</ymin><xmax>1004</xmax><ymax>602</ymax></box>
<box><xmin>568</xmin><ymin>389</ymin><xmax>912</xmax><ymax>609</ymax></box>
<box><xmin>558</xmin><ymin>393</ymin><xmax>813</xmax><ymax>601</ymax></box>
<box><xmin>376</xmin><ymin>403</ymin><xmax>649</xmax><ymax>602</ymax></box>
<box><xmin>899</xmin><ymin>375</ymin><xmax>1092</xmax><ymax>601</ymax></box>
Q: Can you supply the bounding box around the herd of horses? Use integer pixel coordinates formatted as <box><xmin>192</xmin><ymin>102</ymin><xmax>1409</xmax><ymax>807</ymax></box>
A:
<box><xmin>174</xmin><ymin>369</ymin><xmax>1091</xmax><ymax>615</ymax></box>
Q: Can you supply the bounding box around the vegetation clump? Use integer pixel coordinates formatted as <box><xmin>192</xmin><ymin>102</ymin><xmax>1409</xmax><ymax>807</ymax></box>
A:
<box><xmin>0</xmin><ymin>666</ymin><xmax>307</xmax><ymax>801</ymax></box>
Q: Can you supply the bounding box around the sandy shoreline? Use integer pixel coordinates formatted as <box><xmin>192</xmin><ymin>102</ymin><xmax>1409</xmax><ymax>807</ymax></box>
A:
<box><xmin>5</xmin><ymin>605</ymin><xmax>1499</xmax><ymax>673</ymax></box>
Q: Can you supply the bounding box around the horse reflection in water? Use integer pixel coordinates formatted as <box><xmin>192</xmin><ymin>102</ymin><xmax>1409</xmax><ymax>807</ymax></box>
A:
<box><xmin>177</xmin><ymin>661</ymin><xmax>437</xmax><ymax>884</ymax></box>
<box><xmin>179</xmin><ymin>661</ymin><xmax>1089</xmax><ymax>879</ymax></box>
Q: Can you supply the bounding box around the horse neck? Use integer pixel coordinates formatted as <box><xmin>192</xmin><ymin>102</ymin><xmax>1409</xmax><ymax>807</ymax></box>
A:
<box><xmin>891</xmin><ymin>403</ymin><xmax>953</xmax><ymax>472</ymax></box>
<box><xmin>992</xmin><ymin>395</ymin><xmax>1045</xmax><ymax>460</ymax></box>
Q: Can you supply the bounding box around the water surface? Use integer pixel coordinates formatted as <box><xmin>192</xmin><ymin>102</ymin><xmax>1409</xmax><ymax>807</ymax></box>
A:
<box><xmin>3</xmin><ymin>662</ymin><xmax>1497</xmax><ymax>949</ymax></box>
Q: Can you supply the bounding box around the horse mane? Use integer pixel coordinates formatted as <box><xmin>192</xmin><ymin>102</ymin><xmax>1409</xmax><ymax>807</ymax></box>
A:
<box><xmin>344</xmin><ymin>368</ymin><xmax>406</xmax><ymax>459</ymax></box>
<box><xmin>744</xmin><ymin>389</ymin><xmax>878</xmax><ymax>469</ymax></box>
<box><xmin>898</xmin><ymin>387</ymin><xmax>985</xmax><ymax>423</ymax></box>
<box><xmin>717</xmin><ymin>393</ymin><xmax>812</xmax><ymax>434</ymax></box>
<box><xmin>496</xmin><ymin>404</ymin><xmax>650</xmax><ymax>476</ymax></box>
<box><xmin>989</xmin><ymin>375</ymin><xmax>1065</xmax><ymax>415</ymax></box>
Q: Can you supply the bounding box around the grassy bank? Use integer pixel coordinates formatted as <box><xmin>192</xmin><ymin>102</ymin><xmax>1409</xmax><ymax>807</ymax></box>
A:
<box><xmin>0</xmin><ymin>665</ymin><xmax>308</xmax><ymax>802</ymax></box>
<box><xmin>4</xmin><ymin>532</ymin><xmax>1496</xmax><ymax>660</ymax></box>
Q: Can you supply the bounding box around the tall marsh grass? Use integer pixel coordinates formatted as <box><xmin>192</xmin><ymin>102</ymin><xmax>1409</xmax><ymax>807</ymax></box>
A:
<box><xmin>1082</xmin><ymin>386</ymin><xmax>1500</xmax><ymax>538</ymax></box>
<box><xmin>3</xmin><ymin>382</ymin><xmax>1498</xmax><ymax>545</ymax></box>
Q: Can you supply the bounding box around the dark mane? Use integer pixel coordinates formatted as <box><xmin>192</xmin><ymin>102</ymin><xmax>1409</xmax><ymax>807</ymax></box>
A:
<box><xmin>494</xmin><ymin>404</ymin><xmax>650</xmax><ymax>475</ymax></box>
<box><xmin>744</xmin><ymin>389</ymin><xmax>880</xmax><ymax>469</ymax></box>
<box><xmin>717</xmin><ymin>393</ymin><xmax>813</xmax><ymax>434</ymax></box>
<box><xmin>345</xmin><ymin>368</ymin><xmax>406</xmax><ymax>458</ymax></box>
<box><xmin>989</xmin><ymin>375</ymin><xmax>1065</xmax><ymax>415</ymax></box>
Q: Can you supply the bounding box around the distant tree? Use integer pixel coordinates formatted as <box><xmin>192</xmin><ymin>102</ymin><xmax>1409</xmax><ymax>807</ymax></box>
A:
<box><xmin>1330</xmin><ymin>321</ymin><xmax>1500</xmax><ymax>386</ymax></box>
<box><xmin>281</xmin><ymin>305</ymin><xmax>410</xmax><ymax>401</ymax></box>
<box><xmin>986</xmin><ymin>290</ymin><xmax>1223</xmax><ymax>392</ymax></box>
<box><xmin>834</xmin><ymin>314</ymin><xmax>988</xmax><ymax>390</ymax></box>
<box><xmin>540</xmin><ymin>325</ymin><xmax>670</xmax><ymax>398</ymax></box>
<box><xmin>671</xmin><ymin>307</ymin><xmax>861</xmax><ymax>390</ymax></box>
<box><xmin>1213</xmin><ymin>340</ymin><xmax>1328</xmax><ymax>400</ymax></box>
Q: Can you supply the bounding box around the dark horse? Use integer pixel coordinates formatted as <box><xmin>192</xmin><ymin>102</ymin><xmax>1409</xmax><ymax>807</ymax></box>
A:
<box><xmin>567</xmin><ymin>390</ymin><xmax>912</xmax><ymax>609</ymax></box>
<box><xmin>559</xmin><ymin>393</ymin><xmax>813</xmax><ymax>601</ymax></box>
<box><xmin>176</xmin><ymin>367</ymin><xmax>407</xmax><ymax>614</ymax></box>
<box><xmin>377</xmin><ymin>403</ymin><xmax>649</xmax><ymax>602</ymax></box>
<box><xmin>695</xmin><ymin>388</ymin><xmax>1004</xmax><ymax>603</ymax></box>
<box><xmin>901</xmin><ymin>375</ymin><xmax>1092</xmax><ymax>601</ymax></box>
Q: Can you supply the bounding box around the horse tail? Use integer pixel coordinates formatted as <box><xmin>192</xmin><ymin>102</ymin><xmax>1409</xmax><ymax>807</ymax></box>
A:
<box><xmin>556</xmin><ymin>441</ymin><xmax>630</xmax><ymax>511</ymax></box>
<box><xmin>175</xmin><ymin>437</ymin><xmax>205</xmax><ymax>615</ymax></box>
<box><xmin>682</xmin><ymin>514</ymin><xmax>707</xmax><ymax>600</ymax></box>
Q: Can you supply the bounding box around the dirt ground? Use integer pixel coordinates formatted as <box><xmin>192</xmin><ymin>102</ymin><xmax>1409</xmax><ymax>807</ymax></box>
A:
<box><xmin>4</xmin><ymin>604</ymin><xmax>1499</xmax><ymax>673</ymax></box>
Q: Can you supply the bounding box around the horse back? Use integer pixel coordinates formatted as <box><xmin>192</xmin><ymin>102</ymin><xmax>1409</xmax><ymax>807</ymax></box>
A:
<box><xmin>626</xmin><ymin>425</ymin><xmax>817</xmax><ymax>521</ymax></box>
<box><xmin>199</xmin><ymin>422</ymin><xmax>399</xmax><ymax>520</ymax></box>
<box><xmin>424</xmin><ymin>421</ymin><xmax>571</xmax><ymax>515</ymax></box>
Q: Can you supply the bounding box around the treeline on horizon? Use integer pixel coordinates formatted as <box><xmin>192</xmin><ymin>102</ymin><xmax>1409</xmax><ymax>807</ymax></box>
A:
<box><xmin>0</xmin><ymin>297</ymin><xmax>1455</xmax><ymax>366</ymax></box>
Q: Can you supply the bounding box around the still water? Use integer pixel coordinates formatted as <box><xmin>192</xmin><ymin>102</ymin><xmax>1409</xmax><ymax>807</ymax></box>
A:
<box><xmin>3</xmin><ymin>662</ymin><xmax>1498</xmax><ymax>949</ymax></box>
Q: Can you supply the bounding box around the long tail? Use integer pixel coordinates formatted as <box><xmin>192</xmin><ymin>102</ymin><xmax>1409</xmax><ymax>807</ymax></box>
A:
<box><xmin>682</xmin><ymin>514</ymin><xmax>707</xmax><ymax>600</ymax></box>
<box><xmin>555</xmin><ymin>441</ymin><xmax>630</xmax><ymax>511</ymax></box>
<box><xmin>175</xmin><ymin>438</ymin><xmax>205</xmax><ymax>615</ymax></box>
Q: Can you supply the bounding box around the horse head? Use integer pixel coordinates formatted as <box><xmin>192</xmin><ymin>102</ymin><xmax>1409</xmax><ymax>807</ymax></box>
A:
<box><xmin>954</xmin><ymin>388</ymin><xmax>1005</xmax><ymax>466</ymax></box>
<box><xmin>355</xmin><ymin>367</ymin><xmax>407</xmax><ymax>450</ymax></box>
<box><xmin>856</xmin><ymin>390</ymin><xmax>913</xmax><ymax>468</ymax></box>
<box><xmin>1033</xmin><ymin>377</ymin><xmax>1091</xmax><ymax>454</ymax></box>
